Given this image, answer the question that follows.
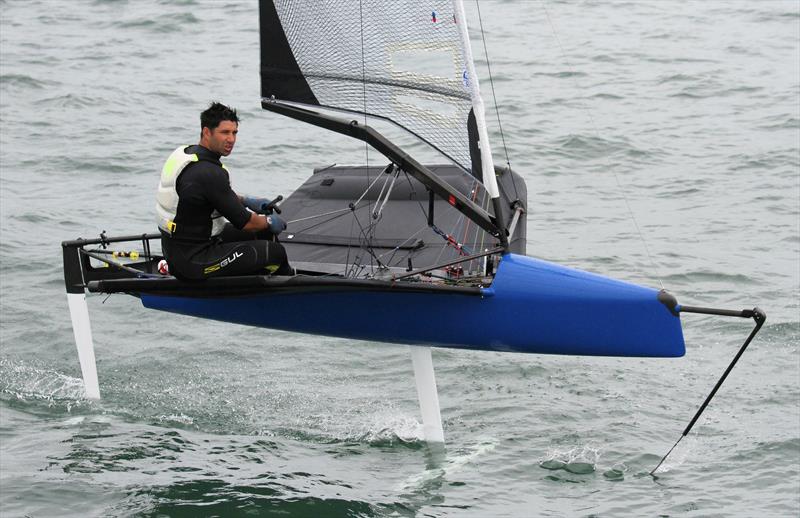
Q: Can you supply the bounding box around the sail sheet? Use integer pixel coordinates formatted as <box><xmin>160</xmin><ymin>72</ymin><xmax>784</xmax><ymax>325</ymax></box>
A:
<box><xmin>259</xmin><ymin>0</ymin><xmax>481</xmax><ymax>176</ymax></box>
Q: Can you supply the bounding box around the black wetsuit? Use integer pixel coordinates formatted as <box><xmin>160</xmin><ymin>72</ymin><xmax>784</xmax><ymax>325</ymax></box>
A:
<box><xmin>160</xmin><ymin>145</ymin><xmax>291</xmax><ymax>280</ymax></box>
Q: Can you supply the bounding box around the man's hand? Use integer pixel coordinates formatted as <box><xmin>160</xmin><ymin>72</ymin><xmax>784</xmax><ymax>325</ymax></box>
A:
<box><xmin>242</xmin><ymin>195</ymin><xmax>271</xmax><ymax>214</ymax></box>
<box><xmin>267</xmin><ymin>215</ymin><xmax>287</xmax><ymax>235</ymax></box>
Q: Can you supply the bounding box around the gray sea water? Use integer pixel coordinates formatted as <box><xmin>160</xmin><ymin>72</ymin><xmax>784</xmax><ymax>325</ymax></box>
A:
<box><xmin>1</xmin><ymin>0</ymin><xmax>799</xmax><ymax>516</ymax></box>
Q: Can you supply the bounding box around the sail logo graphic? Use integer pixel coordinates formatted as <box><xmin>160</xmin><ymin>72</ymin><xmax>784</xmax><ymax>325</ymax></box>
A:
<box><xmin>203</xmin><ymin>251</ymin><xmax>243</xmax><ymax>274</ymax></box>
<box><xmin>431</xmin><ymin>9</ymin><xmax>455</xmax><ymax>24</ymax></box>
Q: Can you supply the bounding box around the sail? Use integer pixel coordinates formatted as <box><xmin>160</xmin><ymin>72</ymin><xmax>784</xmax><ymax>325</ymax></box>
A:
<box><xmin>259</xmin><ymin>0</ymin><xmax>481</xmax><ymax>177</ymax></box>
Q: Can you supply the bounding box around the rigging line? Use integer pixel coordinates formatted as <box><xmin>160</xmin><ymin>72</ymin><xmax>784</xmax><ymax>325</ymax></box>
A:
<box><xmin>353</xmin><ymin>168</ymin><xmax>389</xmax><ymax>207</ymax></box>
<box><xmin>371</xmin><ymin>168</ymin><xmax>394</xmax><ymax>219</ymax></box>
<box><xmin>398</xmin><ymin>168</ymin><xmax>474</xmax><ymax>265</ymax></box>
<box><xmin>393</xmin><ymin>246</ymin><xmax>503</xmax><ymax>281</ymax></box>
<box><xmin>402</xmin><ymin>170</ymin><xmax>432</xmax><ymax>222</ymax></box>
<box><xmin>396</xmin><ymin>170</ymin><xmax>447</xmax><ymax>268</ymax></box>
<box><xmin>432</xmin><ymin>224</ymin><xmax>472</xmax><ymax>256</ymax></box>
<box><xmin>459</xmin><ymin>180</ymin><xmax>478</xmax><ymax>245</ymax></box>
<box><xmin>374</xmin><ymin>168</ymin><xmax>400</xmax><ymax>219</ymax></box>
<box><xmin>398</xmin><ymin>170</ymin><xmax>477</xmax><ymax>268</ymax></box>
<box><xmin>340</xmin><ymin>166</ymin><xmax>400</xmax><ymax>278</ymax></box>
<box><xmin>351</xmin><ymin>207</ymin><xmax>385</xmax><ymax>273</ymax></box>
<box><xmin>340</xmin><ymin>164</ymin><xmax>386</xmax><ymax>276</ymax></box>
<box><xmin>288</xmin><ymin>199</ymin><xmax>395</xmax><ymax>240</ymax></box>
<box><xmin>357</xmin><ymin>0</ymin><xmax>368</xmax><ymax>139</ymax></box>
<box><xmin>354</xmin><ymin>0</ymin><xmax>375</xmax><ymax>274</ymax></box>
<box><xmin>290</xmin><ymin>208</ymin><xmax>352</xmax><ymax>236</ymax></box>
<box><xmin>433</xmin><ymin>211</ymin><xmax>468</xmax><ymax>265</ymax></box>
<box><xmin>288</xmin><ymin>170</ymin><xmax>386</xmax><ymax>235</ymax></box>
<box><xmin>463</xmin><ymin>177</ymin><xmax>489</xmax><ymax>248</ymax></box>
<box><xmin>470</xmin><ymin>183</ymin><xmax>490</xmax><ymax>270</ymax></box>
<box><xmin>359</xmin><ymin>211</ymin><xmax>382</xmax><ymax>274</ymax></box>
<box><xmin>539</xmin><ymin>0</ymin><xmax>664</xmax><ymax>289</ymax></box>
<box><xmin>345</xmin><ymin>212</ymin><xmax>356</xmax><ymax>278</ymax></box>
<box><xmin>474</xmin><ymin>0</ymin><xmax>519</xmax><ymax>200</ymax></box>
<box><xmin>357</xmin><ymin>0</ymin><xmax>376</xmax><ymax>246</ymax></box>
<box><xmin>375</xmin><ymin>224</ymin><xmax>429</xmax><ymax>262</ymax></box>
<box><xmin>286</xmin><ymin>207</ymin><xmax>353</xmax><ymax>226</ymax></box>
<box><xmin>462</xmin><ymin>178</ymin><xmax>491</xmax><ymax>264</ymax></box>
<box><xmin>459</xmin><ymin>178</ymin><xmax>483</xmax><ymax>271</ymax></box>
<box><xmin>398</xmin><ymin>169</ymin><xmax>447</xmax><ymax>261</ymax></box>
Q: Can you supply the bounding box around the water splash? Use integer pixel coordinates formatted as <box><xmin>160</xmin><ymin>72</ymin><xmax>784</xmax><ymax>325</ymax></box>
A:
<box><xmin>651</xmin><ymin>434</ymin><xmax>699</xmax><ymax>475</ymax></box>
<box><xmin>539</xmin><ymin>444</ymin><xmax>602</xmax><ymax>475</ymax></box>
<box><xmin>398</xmin><ymin>437</ymin><xmax>498</xmax><ymax>491</ymax></box>
<box><xmin>354</xmin><ymin>413</ymin><xmax>422</xmax><ymax>444</ymax></box>
<box><xmin>154</xmin><ymin>414</ymin><xmax>195</xmax><ymax>427</ymax></box>
<box><xmin>0</xmin><ymin>358</ymin><xmax>87</xmax><ymax>410</ymax></box>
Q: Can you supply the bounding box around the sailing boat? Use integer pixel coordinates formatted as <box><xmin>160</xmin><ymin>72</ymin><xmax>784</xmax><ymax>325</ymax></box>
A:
<box><xmin>61</xmin><ymin>1</ymin><xmax>762</xmax><ymax>445</ymax></box>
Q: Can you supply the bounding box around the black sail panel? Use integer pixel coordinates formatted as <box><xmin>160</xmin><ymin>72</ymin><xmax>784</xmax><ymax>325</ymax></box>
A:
<box><xmin>467</xmin><ymin>109</ymin><xmax>483</xmax><ymax>183</ymax></box>
<box><xmin>259</xmin><ymin>1</ymin><xmax>318</xmax><ymax>104</ymax></box>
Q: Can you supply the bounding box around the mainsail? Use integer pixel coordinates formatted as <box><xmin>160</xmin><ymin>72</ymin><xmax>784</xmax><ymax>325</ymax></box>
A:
<box><xmin>259</xmin><ymin>1</ymin><xmax>482</xmax><ymax>178</ymax></box>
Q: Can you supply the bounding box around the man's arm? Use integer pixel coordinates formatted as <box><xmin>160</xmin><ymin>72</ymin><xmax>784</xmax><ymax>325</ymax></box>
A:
<box><xmin>243</xmin><ymin>212</ymin><xmax>287</xmax><ymax>235</ymax></box>
<box><xmin>242</xmin><ymin>212</ymin><xmax>270</xmax><ymax>232</ymax></box>
<box><xmin>203</xmin><ymin>171</ymin><xmax>284</xmax><ymax>234</ymax></box>
<box><xmin>236</xmin><ymin>193</ymin><xmax>286</xmax><ymax>233</ymax></box>
<box><xmin>203</xmin><ymin>170</ymin><xmax>252</xmax><ymax>229</ymax></box>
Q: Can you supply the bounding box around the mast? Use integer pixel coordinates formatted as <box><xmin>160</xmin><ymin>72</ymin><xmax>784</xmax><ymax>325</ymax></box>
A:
<box><xmin>453</xmin><ymin>0</ymin><xmax>509</xmax><ymax>248</ymax></box>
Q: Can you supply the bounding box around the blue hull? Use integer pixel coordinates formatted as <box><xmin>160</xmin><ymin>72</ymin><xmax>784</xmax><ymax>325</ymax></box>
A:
<box><xmin>140</xmin><ymin>253</ymin><xmax>685</xmax><ymax>357</ymax></box>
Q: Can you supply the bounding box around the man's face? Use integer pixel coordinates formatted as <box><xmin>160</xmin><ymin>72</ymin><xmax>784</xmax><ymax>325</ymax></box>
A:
<box><xmin>202</xmin><ymin>120</ymin><xmax>238</xmax><ymax>156</ymax></box>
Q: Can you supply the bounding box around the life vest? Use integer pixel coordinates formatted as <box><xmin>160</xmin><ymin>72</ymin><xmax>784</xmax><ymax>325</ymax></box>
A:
<box><xmin>156</xmin><ymin>146</ymin><xmax>227</xmax><ymax>238</ymax></box>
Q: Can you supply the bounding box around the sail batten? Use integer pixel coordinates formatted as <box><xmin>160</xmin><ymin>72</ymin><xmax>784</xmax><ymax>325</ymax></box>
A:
<box><xmin>261</xmin><ymin>70</ymin><xmax>471</xmax><ymax>102</ymax></box>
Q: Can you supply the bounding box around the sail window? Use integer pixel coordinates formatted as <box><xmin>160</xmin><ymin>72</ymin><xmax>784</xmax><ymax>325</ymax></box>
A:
<box><xmin>390</xmin><ymin>47</ymin><xmax>459</xmax><ymax>80</ymax></box>
<box><xmin>393</xmin><ymin>93</ymin><xmax>460</xmax><ymax>123</ymax></box>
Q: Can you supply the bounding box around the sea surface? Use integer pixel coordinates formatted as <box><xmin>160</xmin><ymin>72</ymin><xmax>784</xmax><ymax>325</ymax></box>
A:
<box><xmin>1</xmin><ymin>1</ymin><xmax>799</xmax><ymax>516</ymax></box>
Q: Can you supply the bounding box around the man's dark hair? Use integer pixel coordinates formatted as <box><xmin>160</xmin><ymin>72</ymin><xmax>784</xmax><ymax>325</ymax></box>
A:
<box><xmin>200</xmin><ymin>102</ymin><xmax>239</xmax><ymax>132</ymax></box>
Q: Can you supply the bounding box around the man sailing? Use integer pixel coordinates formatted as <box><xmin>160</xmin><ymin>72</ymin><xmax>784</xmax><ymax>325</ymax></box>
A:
<box><xmin>156</xmin><ymin>102</ymin><xmax>293</xmax><ymax>280</ymax></box>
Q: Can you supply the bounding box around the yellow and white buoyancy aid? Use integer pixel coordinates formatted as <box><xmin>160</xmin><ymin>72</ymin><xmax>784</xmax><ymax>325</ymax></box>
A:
<box><xmin>156</xmin><ymin>146</ymin><xmax>227</xmax><ymax>237</ymax></box>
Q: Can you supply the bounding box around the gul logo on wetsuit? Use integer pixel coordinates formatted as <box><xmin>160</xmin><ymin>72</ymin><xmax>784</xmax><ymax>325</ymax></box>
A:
<box><xmin>203</xmin><ymin>251</ymin><xmax>243</xmax><ymax>275</ymax></box>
